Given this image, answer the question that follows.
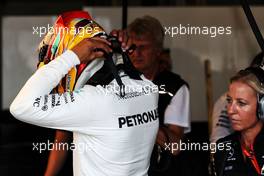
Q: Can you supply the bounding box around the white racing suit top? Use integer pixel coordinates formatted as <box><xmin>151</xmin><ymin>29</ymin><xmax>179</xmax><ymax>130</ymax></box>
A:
<box><xmin>10</xmin><ymin>50</ymin><xmax>159</xmax><ymax>176</ymax></box>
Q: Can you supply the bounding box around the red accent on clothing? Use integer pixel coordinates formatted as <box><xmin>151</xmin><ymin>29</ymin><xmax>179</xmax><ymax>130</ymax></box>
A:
<box><xmin>77</xmin><ymin>63</ymin><xmax>87</xmax><ymax>77</ymax></box>
<box><xmin>241</xmin><ymin>143</ymin><xmax>261</xmax><ymax>175</ymax></box>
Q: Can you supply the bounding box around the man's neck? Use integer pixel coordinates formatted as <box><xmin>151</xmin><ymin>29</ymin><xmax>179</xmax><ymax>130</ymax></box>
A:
<box><xmin>143</xmin><ymin>65</ymin><xmax>159</xmax><ymax>80</ymax></box>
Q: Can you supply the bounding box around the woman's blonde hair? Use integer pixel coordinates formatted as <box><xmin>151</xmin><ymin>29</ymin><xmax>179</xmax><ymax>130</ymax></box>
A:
<box><xmin>230</xmin><ymin>69</ymin><xmax>264</xmax><ymax>95</ymax></box>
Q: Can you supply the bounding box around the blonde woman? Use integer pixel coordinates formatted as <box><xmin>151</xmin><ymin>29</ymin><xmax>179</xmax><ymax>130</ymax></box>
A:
<box><xmin>213</xmin><ymin>66</ymin><xmax>264</xmax><ymax>176</ymax></box>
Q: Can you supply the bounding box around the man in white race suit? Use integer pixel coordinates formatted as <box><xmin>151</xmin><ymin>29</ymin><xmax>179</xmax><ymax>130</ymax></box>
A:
<box><xmin>10</xmin><ymin>11</ymin><xmax>159</xmax><ymax>176</ymax></box>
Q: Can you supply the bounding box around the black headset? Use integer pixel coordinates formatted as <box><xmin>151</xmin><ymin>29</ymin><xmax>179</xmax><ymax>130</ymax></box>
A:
<box><xmin>241</xmin><ymin>0</ymin><xmax>264</xmax><ymax>121</ymax></box>
<box><xmin>257</xmin><ymin>93</ymin><xmax>264</xmax><ymax>121</ymax></box>
<box><xmin>244</xmin><ymin>63</ymin><xmax>264</xmax><ymax>121</ymax></box>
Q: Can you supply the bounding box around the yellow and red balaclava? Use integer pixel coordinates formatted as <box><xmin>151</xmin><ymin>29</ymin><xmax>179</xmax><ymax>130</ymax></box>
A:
<box><xmin>38</xmin><ymin>11</ymin><xmax>106</xmax><ymax>93</ymax></box>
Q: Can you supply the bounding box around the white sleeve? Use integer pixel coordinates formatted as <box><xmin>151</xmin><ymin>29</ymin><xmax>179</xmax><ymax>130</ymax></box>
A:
<box><xmin>210</xmin><ymin>93</ymin><xmax>233</xmax><ymax>143</ymax></box>
<box><xmin>164</xmin><ymin>85</ymin><xmax>191</xmax><ymax>133</ymax></box>
<box><xmin>9</xmin><ymin>50</ymin><xmax>98</xmax><ymax>133</ymax></box>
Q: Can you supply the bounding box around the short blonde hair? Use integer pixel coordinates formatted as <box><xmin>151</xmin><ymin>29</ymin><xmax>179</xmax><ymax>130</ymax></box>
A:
<box><xmin>230</xmin><ymin>69</ymin><xmax>264</xmax><ymax>95</ymax></box>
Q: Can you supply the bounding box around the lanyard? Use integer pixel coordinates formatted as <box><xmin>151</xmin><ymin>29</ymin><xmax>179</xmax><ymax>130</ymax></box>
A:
<box><xmin>241</xmin><ymin>143</ymin><xmax>261</xmax><ymax>175</ymax></box>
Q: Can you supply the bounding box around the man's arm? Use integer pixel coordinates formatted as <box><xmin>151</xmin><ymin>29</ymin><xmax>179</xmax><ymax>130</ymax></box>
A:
<box><xmin>44</xmin><ymin>130</ymin><xmax>72</xmax><ymax>176</ymax></box>
<box><xmin>10</xmin><ymin>37</ymin><xmax>112</xmax><ymax>131</ymax></box>
<box><xmin>210</xmin><ymin>93</ymin><xmax>233</xmax><ymax>143</ymax></box>
<box><xmin>41</xmin><ymin>38</ymin><xmax>112</xmax><ymax>175</ymax></box>
<box><xmin>156</xmin><ymin>125</ymin><xmax>184</xmax><ymax>155</ymax></box>
<box><xmin>157</xmin><ymin>85</ymin><xmax>190</xmax><ymax>155</ymax></box>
